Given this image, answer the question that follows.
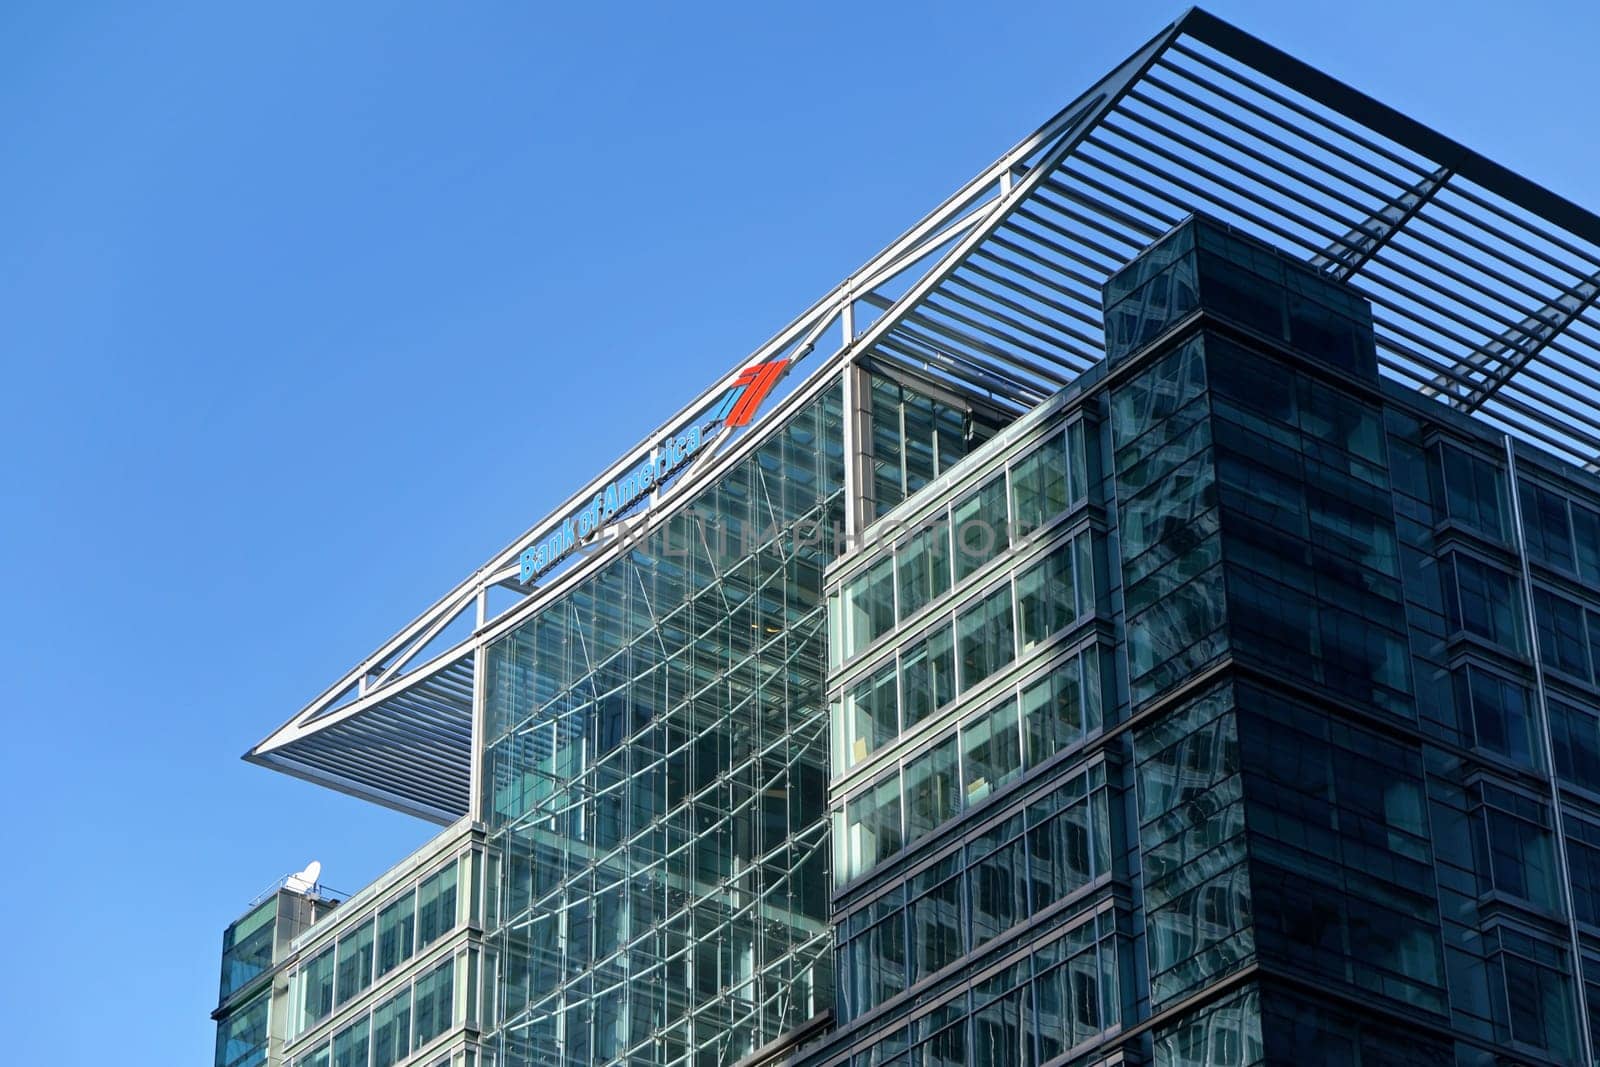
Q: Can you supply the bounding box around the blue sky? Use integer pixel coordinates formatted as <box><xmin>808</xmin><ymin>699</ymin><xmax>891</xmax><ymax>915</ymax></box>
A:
<box><xmin>1</xmin><ymin>1</ymin><xmax>1596</xmax><ymax>1061</ymax></box>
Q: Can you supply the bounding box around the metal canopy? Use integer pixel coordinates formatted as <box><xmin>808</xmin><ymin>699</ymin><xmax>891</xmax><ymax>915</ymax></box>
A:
<box><xmin>248</xmin><ymin>8</ymin><xmax>1600</xmax><ymax>821</ymax></box>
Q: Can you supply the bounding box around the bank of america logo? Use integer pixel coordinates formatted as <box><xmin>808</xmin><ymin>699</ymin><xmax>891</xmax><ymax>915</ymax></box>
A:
<box><xmin>708</xmin><ymin>359</ymin><xmax>788</xmax><ymax>428</ymax></box>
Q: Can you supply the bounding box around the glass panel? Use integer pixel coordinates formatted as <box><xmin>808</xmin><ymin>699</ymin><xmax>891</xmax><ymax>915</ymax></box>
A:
<box><xmin>904</xmin><ymin>737</ymin><xmax>959</xmax><ymax>843</ymax></box>
<box><xmin>958</xmin><ymin>585</ymin><xmax>1015</xmax><ymax>690</ymax></box>
<box><xmin>335</xmin><ymin>920</ymin><xmax>374</xmax><ymax>1005</ymax></box>
<box><xmin>214</xmin><ymin>989</ymin><xmax>269</xmax><ymax>1067</ymax></box>
<box><xmin>376</xmin><ymin>893</ymin><xmax>415</xmax><ymax>979</ymax></box>
<box><xmin>331</xmin><ymin>1017</ymin><xmax>369</xmax><ymax>1067</ymax></box>
<box><xmin>841</xmin><ymin>557</ymin><xmax>896</xmax><ymax>660</ymax></box>
<box><xmin>1011</xmin><ymin>432</ymin><xmax>1069</xmax><ymax>538</ymax></box>
<box><xmin>841</xmin><ymin>661</ymin><xmax>898</xmax><ymax>770</ymax></box>
<box><xmin>300</xmin><ymin>946</ymin><xmax>335</xmax><ymax>1029</ymax></box>
<box><xmin>953</xmin><ymin>474</ymin><xmax>1009</xmax><ymax>581</ymax></box>
<box><xmin>1444</xmin><ymin>554</ymin><xmax>1524</xmax><ymax>651</ymax></box>
<box><xmin>1437</xmin><ymin>443</ymin><xmax>1506</xmax><ymax>540</ymax></box>
<box><xmin>417</xmin><ymin>862</ymin><xmax>458</xmax><ymax>950</ymax></box>
<box><xmin>846</xmin><ymin>775</ymin><xmax>903</xmax><ymax>881</ymax></box>
<box><xmin>897</xmin><ymin>522</ymin><xmax>952</xmax><ymax>621</ymax></box>
<box><xmin>1521</xmin><ymin>479</ymin><xmax>1576</xmax><ymax>572</ymax></box>
<box><xmin>1455</xmin><ymin>665</ymin><xmax>1537</xmax><ymax>770</ymax></box>
<box><xmin>963</xmin><ymin>698</ymin><xmax>1022</xmax><ymax>807</ymax></box>
<box><xmin>900</xmin><ymin>624</ymin><xmax>956</xmax><ymax>728</ymax></box>
<box><xmin>219</xmin><ymin>899</ymin><xmax>277</xmax><ymax>1002</ymax></box>
<box><xmin>413</xmin><ymin>957</ymin><xmax>455</xmax><ymax>1046</ymax></box>
<box><xmin>371</xmin><ymin>988</ymin><xmax>412</xmax><ymax>1067</ymax></box>
<box><xmin>1016</xmin><ymin>539</ymin><xmax>1079</xmax><ymax>650</ymax></box>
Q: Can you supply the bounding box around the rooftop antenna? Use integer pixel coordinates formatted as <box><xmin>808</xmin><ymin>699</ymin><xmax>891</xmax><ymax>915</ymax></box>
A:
<box><xmin>284</xmin><ymin>860</ymin><xmax>322</xmax><ymax>895</ymax></box>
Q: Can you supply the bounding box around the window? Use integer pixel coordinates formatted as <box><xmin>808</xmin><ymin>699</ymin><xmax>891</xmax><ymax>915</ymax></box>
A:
<box><xmin>1453</xmin><ymin>665</ymin><xmax>1537</xmax><ymax>769</ymax></box>
<box><xmin>840</xmin><ymin>557</ymin><xmax>896</xmax><ymax>660</ymax></box>
<box><xmin>417</xmin><ymin>863</ymin><xmax>458</xmax><ymax>950</ymax></box>
<box><xmin>958</xmin><ymin>585</ymin><xmax>1016</xmax><ymax>690</ymax></box>
<box><xmin>331</xmin><ymin>1018</ymin><xmax>368</xmax><ymax>1067</ymax></box>
<box><xmin>1496</xmin><ymin>935</ymin><xmax>1578</xmax><ymax>1058</ymax></box>
<box><xmin>1016</xmin><ymin>539</ymin><xmax>1081</xmax><ymax>650</ymax></box>
<box><xmin>1021</xmin><ymin>649</ymin><xmax>1102</xmax><ymax>765</ymax></box>
<box><xmin>1551</xmin><ymin>699</ymin><xmax>1600</xmax><ymax>792</ymax></box>
<box><xmin>897</xmin><ymin>522</ymin><xmax>951</xmax><ymax>621</ymax></box>
<box><xmin>334</xmin><ymin>920</ymin><xmax>374</xmax><ymax>1005</ymax></box>
<box><xmin>900</xmin><ymin>624</ymin><xmax>955</xmax><ymax>728</ymax></box>
<box><xmin>376</xmin><ymin>893</ymin><xmax>415</xmax><ymax>978</ymax></box>
<box><xmin>953</xmin><ymin>474</ymin><xmax>1009</xmax><ymax>580</ymax></box>
<box><xmin>1443</xmin><ymin>554</ymin><xmax>1524</xmax><ymax>651</ymax></box>
<box><xmin>903</xmin><ymin>737</ymin><xmax>959</xmax><ymax>843</ymax></box>
<box><xmin>1534</xmin><ymin>588</ymin><xmax>1590</xmax><ymax>680</ymax></box>
<box><xmin>841</xmin><ymin>661</ymin><xmax>898</xmax><ymax>769</ymax></box>
<box><xmin>371</xmin><ymin>988</ymin><xmax>412</xmax><ymax>1067</ymax></box>
<box><xmin>908</xmin><ymin>858</ymin><xmax>964</xmax><ymax>983</ymax></box>
<box><xmin>219</xmin><ymin>899</ymin><xmax>277</xmax><ymax>1002</ymax></box>
<box><xmin>962</xmin><ymin>698</ymin><xmax>1022</xmax><ymax>807</ymax></box>
<box><xmin>1565</xmin><ymin>817</ymin><xmax>1600</xmax><ymax>927</ymax></box>
<box><xmin>843</xmin><ymin>775</ymin><xmax>903</xmax><ymax>883</ymax></box>
<box><xmin>1574</xmin><ymin>502</ymin><xmax>1600</xmax><ymax>585</ymax></box>
<box><xmin>297</xmin><ymin>1044</ymin><xmax>331</xmax><ymax>1067</ymax></box>
<box><xmin>300</xmin><ymin>946</ymin><xmax>335</xmax><ymax>1029</ymax></box>
<box><xmin>412</xmin><ymin>958</ymin><xmax>455</xmax><ymax>1047</ymax></box>
<box><xmin>1521</xmin><ymin>479</ymin><xmax>1576</xmax><ymax>572</ymax></box>
<box><xmin>1010</xmin><ymin>432</ymin><xmax>1070</xmax><ymax>537</ymax></box>
<box><xmin>1477</xmin><ymin>784</ymin><xmax>1558</xmax><ymax>911</ymax></box>
<box><xmin>214</xmin><ymin>989</ymin><xmax>269</xmax><ymax>1067</ymax></box>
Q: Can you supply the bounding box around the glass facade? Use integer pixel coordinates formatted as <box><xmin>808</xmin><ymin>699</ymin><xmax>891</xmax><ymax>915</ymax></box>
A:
<box><xmin>792</xmin><ymin>218</ymin><xmax>1600</xmax><ymax>1067</ymax></box>
<box><xmin>219</xmin><ymin>209</ymin><xmax>1600</xmax><ymax>1067</ymax></box>
<box><xmin>479</xmin><ymin>382</ymin><xmax>845</xmax><ymax>1067</ymax></box>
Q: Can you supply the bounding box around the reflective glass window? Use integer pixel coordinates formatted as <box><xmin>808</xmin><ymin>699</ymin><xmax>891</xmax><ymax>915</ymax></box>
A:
<box><xmin>376</xmin><ymin>893</ymin><xmax>415</xmax><ymax>979</ymax></box>
<box><xmin>1479</xmin><ymin>784</ymin><xmax>1558</xmax><ymax>911</ymax></box>
<box><xmin>1443</xmin><ymin>554</ymin><xmax>1524</xmax><ymax>651</ymax></box>
<box><xmin>953</xmin><ymin>474</ymin><xmax>1009</xmax><ymax>580</ymax></box>
<box><xmin>1551</xmin><ymin>699</ymin><xmax>1600</xmax><ymax>793</ymax></box>
<box><xmin>1454</xmin><ymin>665</ymin><xmax>1537</xmax><ymax>770</ymax></box>
<box><xmin>908</xmin><ymin>857</ymin><xmax>964</xmax><ymax>983</ymax></box>
<box><xmin>841</xmin><ymin>661</ymin><xmax>898</xmax><ymax>769</ymax></box>
<box><xmin>417</xmin><ymin>863</ymin><xmax>458</xmax><ymax>950</ymax></box>
<box><xmin>413</xmin><ymin>957</ymin><xmax>455</xmax><ymax>1046</ymax></box>
<box><xmin>1566</xmin><ymin>817</ymin><xmax>1600</xmax><ymax>928</ymax></box>
<box><xmin>844</xmin><ymin>775</ymin><xmax>903</xmax><ymax>882</ymax></box>
<box><xmin>1021</xmin><ymin>650</ymin><xmax>1102</xmax><ymax>766</ymax></box>
<box><xmin>1574</xmin><ymin>502</ymin><xmax>1600</xmax><ymax>585</ymax></box>
<box><xmin>958</xmin><ymin>585</ymin><xmax>1015</xmax><ymax>690</ymax></box>
<box><xmin>1016</xmin><ymin>539</ymin><xmax>1080</xmax><ymax>650</ymax></box>
<box><xmin>897</xmin><ymin>522</ymin><xmax>952</xmax><ymax>621</ymax></box>
<box><xmin>904</xmin><ymin>737</ymin><xmax>959</xmax><ymax>844</ymax></box>
<box><xmin>300</xmin><ymin>946</ymin><xmax>335</xmax><ymax>1029</ymax></box>
<box><xmin>900</xmin><ymin>624</ymin><xmax>955</xmax><ymax>728</ymax></box>
<box><xmin>1535</xmin><ymin>588</ymin><xmax>1590</xmax><ymax>680</ymax></box>
<box><xmin>371</xmin><ymin>988</ymin><xmax>412</xmax><ymax>1067</ymax></box>
<box><xmin>334</xmin><ymin>919</ymin><xmax>374</xmax><ymax>1005</ymax></box>
<box><xmin>1011</xmin><ymin>433</ymin><xmax>1070</xmax><ymax>537</ymax></box>
<box><xmin>841</xmin><ymin>557</ymin><xmax>896</xmax><ymax>660</ymax></box>
<box><xmin>963</xmin><ymin>698</ymin><xmax>1022</xmax><ymax>807</ymax></box>
<box><xmin>214</xmin><ymin>989</ymin><xmax>269</xmax><ymax>1067</ymax></box>
<box><xmin>1521</xmin><ymin>479</ymin><xmax>1576</xmax><ymax>572</ymax></box>
<box><xmin>331</xmin><ymin>1017</ymin><xmax>368</xmax><ymax>1067</ymax></box>
<box><xmin>219</xmin><ymin>899</ymin><xmax>277</xmax><ymax>1002</ymax></box>
<box><xmin>1436</xmin><ymin>443</ymin><xmax>1506</xmax><ymax>540</ymax></box>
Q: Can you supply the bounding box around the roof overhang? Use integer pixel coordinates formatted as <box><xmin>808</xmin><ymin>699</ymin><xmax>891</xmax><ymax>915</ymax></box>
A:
<box><xmin>249</xmin><ymin>8</ymin><xmax>1600</xmax><ymax>820</ymax></box>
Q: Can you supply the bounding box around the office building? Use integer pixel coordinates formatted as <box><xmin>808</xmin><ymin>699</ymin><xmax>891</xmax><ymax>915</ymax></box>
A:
<box><xmin>216</xmin><ymin>9</ymin><xmax>1600</xmax><ymax>1066</ymax></box>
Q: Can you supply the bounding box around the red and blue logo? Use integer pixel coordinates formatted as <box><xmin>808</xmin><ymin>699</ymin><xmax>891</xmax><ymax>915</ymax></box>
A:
<box><xmin>706</xmin><ymin>358</ymin><xmax>788</xmax><ymax>429</ymax></box>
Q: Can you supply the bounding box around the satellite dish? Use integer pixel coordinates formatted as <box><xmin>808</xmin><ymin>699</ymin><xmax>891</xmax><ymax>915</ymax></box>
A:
<box><xmin>285</xmin><ymin>860</ymin><xmax>322</xmax><ymax>894</ymax></box>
